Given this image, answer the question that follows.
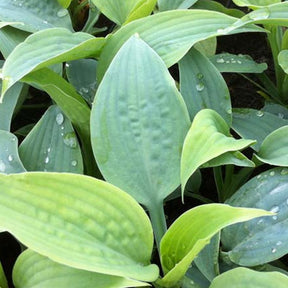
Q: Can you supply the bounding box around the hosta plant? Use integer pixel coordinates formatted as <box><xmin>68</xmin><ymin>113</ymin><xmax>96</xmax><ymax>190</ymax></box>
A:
<box><xmin>0</xmin><ymin>0</ymin><xmax>288</xmax><ymax>287</ymax></box>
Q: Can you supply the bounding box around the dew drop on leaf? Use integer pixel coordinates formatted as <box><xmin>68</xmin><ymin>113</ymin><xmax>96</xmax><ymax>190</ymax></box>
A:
<box><xmin>270</xmin><ymin>206</ymin><xmax>279</xmax><ymax>213</ymax></box>
<box><xmin>0</xmin><ymin>160</ymin><xmax>6</xmax><ymax>172</ymax></box>
<box><xmin>216</xmin><ymin>58</ymin><xmax>225</xmax><ymax>64</ymax></box>
<box><xmin>256</xmin><ymin>110</ymin><xmax>264</xmax><ymax>117</ymax></box>
<box><xmin>276</xmin><ymin>241</ymin><xmax>282</xmax><ymax>246</ymax></box>
<box><xmin>271</xmin><ymin>248</ymin><xmax>277</xmax><ymax>253</ymax></box>
<box><xmin>269</xmin><ymin>171</ymin><xmax>275</xmax><ymax>176</ymax></box>
<box><xmin>196</xmin><ymin>73</ymin><xmax>204</xmax><ymax>80</ymax></box>
<box><xmin>249</xmin><ymin>8</ymin><xmax>270</xmax><ymax>21</ymax></box>
<box><xmin>196</xmin><ymin>82</ymin><xmax>205</xmax><ymax>92</ymax></box>
<box><xmin>57</xmin><ymin>8</ymin><xmax>68</xmax><ymax>18</ymax></box>
<box><xmin>8</xmin><ymin>155</ymin><xmax>13</xmax><ymax>162</ymax></box>
<box><xmin>44</xmin><ymin>156</ymin><xmax>49</xmax><ymax>164</ymax></box>
<box><xmin>56</xmin><ymin>113</ymin><xmax>64</xmax><ymax>125</ymax></box>
<box><xmin>71</xmin><ymin>160</ymin><xmax>77</xmax><ymax>167</ymax></box>
<box><xmin>63</xmin><ymin>132</ymin><xmax>77</xmax><ymax>149</ymax></box>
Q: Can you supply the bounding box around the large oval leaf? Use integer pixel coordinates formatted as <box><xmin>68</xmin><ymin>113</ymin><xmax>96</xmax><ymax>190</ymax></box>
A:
<box><xmin>157</xmin><ymin>204</ymin><xmax>272</xmax><ymax>288</ymax></box>
<box><xmin>97</xmin><ymin>9</ymin><xmax>263</xmax><ymax>81</ymax></box>
<box><xmin>13</xmin><ymin>249</ymin><xmax>147</xmax><ymax>288</ymax></box>
<box><xmin>19</xmin><ymin>105</ymin><xmax>83</xmax><ymax>173</ymax></box>
<box><xmin>91</xmin><ymin>35</ymin><xmax>190</xmax><ymax>207</ymax></box>
<box><xmin>0</xmin><ymin>130</ymin><xmax>25</xmax><ymax>174</ymax></box>
<box><xmin>232</xmin><ymin>0</ymin><xmax>281</xmax><ymax>8</ymax></box>
<box><xmin>1</xmin><ymin>28</ymin><xmax>105</xmax><ymax>99</ymax></box>
<box><xmin>0</xmin><ymin>0</ymin><xmax>73</xmax><ymax>33</ymax></box>
<box><xmin>181</xmin><ymin>109</ymin><xmax>255</xmax><ymax>195</ymax></box>
<box><xmin>210</xmin><ymin>267</ymin><xmax>288</xmax><ymax>288</ymax></box>
<box><xmin>179</xmin><ymin>47</ymin><xmax>232</xmax><ymax>125</ymax></box>
<box><xmin>0</xmin><ymin>172</ymin><xmax>158</xmax><ymax>282</ymax></box>
<box><xmin>222</xmin><ymin>167</ymin><xmax>288</xmax><ymax>266</ymax></box>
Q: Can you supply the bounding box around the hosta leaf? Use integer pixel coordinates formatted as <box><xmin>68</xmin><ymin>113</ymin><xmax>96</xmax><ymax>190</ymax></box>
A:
<box><xmin>157</xmin><ymin>0</ymin><xmax>198</xmax><ymax>11</ymax></box>
<box><xmin>0</xmin><ymin>0</ymin><xmax>73</xmax><ymax>33</ymax></box>
<box><xmin>157</xmin><ymin>204</ymin><xmax>272</xmax><ymax>288</ymax></box>
<box><xmin>97</xmin><ymin>9</ymin><xmax>263</xmax><ymax>81</ymax></box>
<box><xmin>13</xmin><ymin>249</ymin><xmax>147</xmax><ymax>288</ymax></box>
<box><xmin>0</xmin><ymin>130</ymin><xmax>25</xmax><ymax>174</ymax></box>
<box><xmin>232</xmin><ymin>108</ymin><xmax>288</xmax><ymax>151</ymax></box>
<box><xmin>65</xmin><ymin>59</ymin><xmax>98</xmax><ymax>105</ymax></box>
<box><xmin>1</xmin><ymin>28</ymin><xmax>105</xmax><ymax>99</ymax></box>
<box><xmin>0</xmin><ymin>26</ymin><xmax>29</xmax><ymax>58</ymax></box>
<box><xmin>279</xmin><ymin>49</ymin><xmax>288</xmax><ymax>74</ymax></box>
<box><xmin>210</xmin><ymin>53</ymin><xmax>267</xmax><ymax>73</ymax></box>
<box><xmin>0</xmin><ymin>261</ymin><xmax>7</xmax><ymax>288</ymax></box>
<box><xmin>255</xmin><ymin>126</ymin><xmax>288</xmax><ymax>166</ymax></box>
<box><xmin>57</xmin><ymin>0</ymin><xmax>72</xmax><ymax>9</ymax></box>
<box><xmin>179</xmin><ymin>47</ymin><xmax>232</xmax><ymax>125</ymax></box>
<box><xmin>0</xmin><ymin>172</ymin><xmax>159</xmax><ymax>281</ymax></box>
<box><xmin>181</xmin><ymin>109</ymin><xmax>255</xmax><ymax>195</ymax></box>
<box><xmin>91</xmin><ymin>0</ymin><xmax>156</xmax><ymax>25</ymax></box>
<box><xmin>19</xmin><ymin>105</ymin><xmax>83</xmax><ymax>173</ymax></box>
<box><xmin>0</xmin><ymin>21</ymin><xmax>23</xmax><ymax>29</ymax></box>
<box><xmin>21</xmin><ymin>68</ymin><xmax>97</xmax><ymax>176</ymax></box>
<box><xmin>210</xmin><ymin>267</ymin><xmax>288</xmax><ymax>288</ymax></box>
<box><xmin>232</xmin><ymin>0</ymin><xmax>281</xmax><ymax>8</ymax></box>
<box><xmin>222</xmin><ymin>168</ymin><xmax>288</xmax><ymax>266</ymax></box>
<box><xmin>91</xmin><ymin>35</ymin><xmax>190</xmax><ymax>207</ymax></box>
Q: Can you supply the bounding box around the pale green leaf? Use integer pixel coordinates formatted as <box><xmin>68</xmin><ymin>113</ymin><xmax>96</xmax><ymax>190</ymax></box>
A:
<box><xmin>21</xmin><ymin>68</ymin><xmax>96</xmax><ymax>176</ymax></box>
<box><xmin>0</xmin><ymin>21</ymin><xmax>23</xmax><ymax>29</ymax></box>
<box><xmin>222</xmin><ymin>168</ymin><xmax>288</xmax><ymax>266</ymax></box>
<box><xmin>0</xmin><ymin>261</ymin><xmax>7</xmax><ymax>288</ymax></box>
<box><xmin>210</xmin><ymin>53</ymin><xmax>267</xmax><ymax>73</ymax></box>
<box><xmin>13</xmin><ymin>249</ymin><xmax>148</xmax><ymax>288</ymax></box>
<box><xmin>210</xmin><ymin>267</ymin><xmax>288</xmax><ymax>288</ymax></box>
<box><xmin>157</xmin><ymin>204</ymin><xmax>272</xmax><ymax>288</ymax></box>
<box><xmin>91</xmin><ymin>0</ymin><xmax>156</xmax><ymax>25</ymax></box>
<box><xmin>157</xmin><ymin>0</ymin><xmax>198</xmax><ymax>11</ymax></box>
<box><xmin>19</xmin><ymin>105</ymin><xmax>83</xmax><ymax>173</ymax></box>
<box><xmin>232</xmin><ymin>108</ymin><xmax>288</xmax><ymax>152</ymax></box>
<box><xmin>1</xmin><ymin>28</ymin><xmax>105</xmax><ymax>99</ymax></box>
<box><xmin>0</xmin><ymin>172</ymin><xmax>159</xmax><ymax>282</ymax></box>
<box><xmin>91</xmin><ymin>35</ymin><xmax>190</xmax><ymax>207</ymax></box>
<box><xmin>0</xmin><ymin>130</ymin><xmax>25</xmax><ymax>174</ymax></box>
<box><xmin>0</xmin><ymin>0</ymin><xmax>73</xmax><ymax>33</ymax></box>
<box><xmin>194</xmin><ymin>37</ymin><xmax>217</xmax><ymax>57</ymax></box>
<box><xmin>181</xmin><ymin>109</ymin><xmax>255</xmax><ymax>195</ymax></box>
<box><xmin>57</xmin><ymin>0</ymin><xmax>72</xmax><ymax>9</ymax></box>
<box><xmin>97</xmin><ymin>9</ymin><xmax>263</xmax><ymax>81</ymax></box>
<box><xmin>232</xmin><ymin>0</ymin><xmax>281</xmax><ymax>8</ymax></box>
<box><xmin>255</xmin><ymin>126</ymin><xmax>288</xmax><ymax>166</ymax></box>
<box><xmin>179</xmin><ymin>47</ymin><xmax>232</xmax><ymax>125</ymax></box>
<box><xmin>278</xmin><ymin>49</ymin><xmax>288</xmax><ymax>74</ymax></box>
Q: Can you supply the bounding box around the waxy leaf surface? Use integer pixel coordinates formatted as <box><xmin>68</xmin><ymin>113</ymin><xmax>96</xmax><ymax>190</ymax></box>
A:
<box><xmin>158</xmin><ymin>204</ymin><xmax>272</xmax><ymax>287</ymax></box>
<box><xmin>157</xmin><ymin>0</ymin><xmax>198</xmax><ymax>11</ymax></box>
<box><xmin>91</xmin><ymin>35</ymin><xmax>190</xmax><ymax>206</ymax></box>
<box><xmin>1</xmin><ymin>28</ymin><xmax>105</xmax><ymax>99</ymax></box>
<box><xmin>210</xmin><ymin>267</ymin><xmax>288</xmax><ymax>288</ymax></box>
<box><xmin>0</xmin><ymin>172</ymin><xmax>158</xmax><ymax>281</ymax></box>
<box><xmin>232</xmin><ymin>0</ymin><xmax>281</xmax><ymax>8</ymax></box>
<box><xmin>13</xmin><ymin>249</ymin><xmax>147</xmax><ymax>288</ymax></box>
<box><xmin>19</xmin><ymin>105</ymin><xmax>83</xmax><ymax>174</ymax></box>
<box><xmin>0</xmin><ymin>0</ymin><xmax>73</xmax><ymax>33</ymax></box>
<box><xmin>222</xmin><ymin>168</ymin><xmax>288</xmax><ymax>266</ymax></box>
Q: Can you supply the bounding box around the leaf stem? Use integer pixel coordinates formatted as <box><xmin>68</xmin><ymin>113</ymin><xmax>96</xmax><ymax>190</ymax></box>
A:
<box><xmin>213</xmin><ymin>167</ymin><xmax>224</xmax><ymax>202</ymax></box>
<box><xmin>147</xmin><ymin>199</ymin><xmax>167</xmax><ymax>252</ymax></box>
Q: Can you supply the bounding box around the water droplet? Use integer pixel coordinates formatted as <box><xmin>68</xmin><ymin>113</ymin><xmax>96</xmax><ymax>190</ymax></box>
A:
<box><xmin>271</xmin><ymin>248</ymin><xmax>277</xmax><ymax>253</ymax></box>
<box><xmin>196</xmin><ymin>82</ymin><xmax>205</xmax><ymax>92</ymax></box>
<box><xmin>257</xmin><ymin>218</ymin><xmax>264</xmax><ymax>225</ymax></box>
<box><xmin>63</xmin><ymin>132</ymin><xmax>77</xmax><ymax>149</ymax></box>
<box><xmin>57</xmin><ymin>8</ymin><xmax>68</xmax><ymax>18</ymax></box>
<box><xmin>281</xmin><ymin>168</ymin><xmax>288</xmax><ymax>175</ymax></box>
<box><xmin>270</xmin><ymin>206</ymin><xmax>279</xmax><ymax>213</ymax></box>
<box><xmin>276</xmin><ymin>241</ymin><xmax>282</xmax><ymax>246</ymax></box>
<box><xmin>217</xmin><ymin>26</ymin><xmax>234</xmax><ymax>35</ymax></box>
<box><xmin>71</xmin><ymin>160</ymin><xmax>77</xmax><ymax>167</ymax></box>
<box><xmin>249</xmin><ymin>8</ymin><xmax>270</xmax><ymax>21</ymax></box>
<box><xmin>278</xmin><ymin>113</ymin><xmax>284</xmax><ymax>119</ymax></box>
<box><xmin>61</xmin><ymin>126</ymin><xmax>64</xmax><ymax>130</ymax></box>
<box><xmin>216</xmin><ymin>58</ymin><xmax>225</xmax><ymax>64</ymax></box>
<box><xmin>44</xmin><ymin>156</ymin><xmax>49</xmax><ymax>164</ymax></box>
<box><xmin>273</xmin><ymin>215</ymin><xmax>278</xmax><ymax>221</ymax></box>
<box><xmin>256</xmin><ymin>110</ymin><xmax>264</xmax><ymax>117</ymax></box>
<box><xmin>47</xmin><ymin>147</ymin><xmax>51</xmax><ymax>153</ymax></box>
<box><xmin>79</xmin><ymin>87</ymin><xmax>89</xmax><ymax>95</ymax></box>
<box><xmin>226</xmin><ymin>108</ymin><xmax>232</xmax><ymax>115</ymax></box>
<box><xmin>56</xmin><ymin>113</ymin><xmax>64</xmax><ymax>125</ymax></box>
<box><xmin>0</xmin><ymin>71</ymin><xmax>3</xmax><ymax>79</ymax></box>
<box><xmin>8</xmin><ymin>155</ymin><xmax>13</xmax><ymax>162</ymax></box>
<box><xmin>270</xmin><ymin>171</ymin><xmax>275</xmax><ymax>176</ymax></box>
<box><xmin>65</xmin><ymin>63</ymin><xmax>70</xmax><ymax>68</ymax></box>
<box><xmin>0</xmin><ymin>160</ymin><xmax>6</xmax><ymax>172</ymax></box>
<box><xmin>43</xmin><ymin>20</ymin><xmax>48</xmax><ymax>24</ymax></box>
<box><xmin>11</xmin><ymin>137</ymin><xmax>16</xmax><ymax>142</ymax></box>
<box><xmin>257</xmin><ymin>174</ymin><xmax>262</xmax><ymax>179</ymax></box>
<box><xmin>237</xmin><ymin>60</ymin><xmax>242</xmax><ymax>64</ymax></box>
<box><xmin>197</xmin><ymin>73</ymin><xmax>204</xmax><ymax>80</ymax></box>
<box><xmin>226</xmin><ymin>60</ymin><xmax>230</xmax><ymax>64</ymax></box>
